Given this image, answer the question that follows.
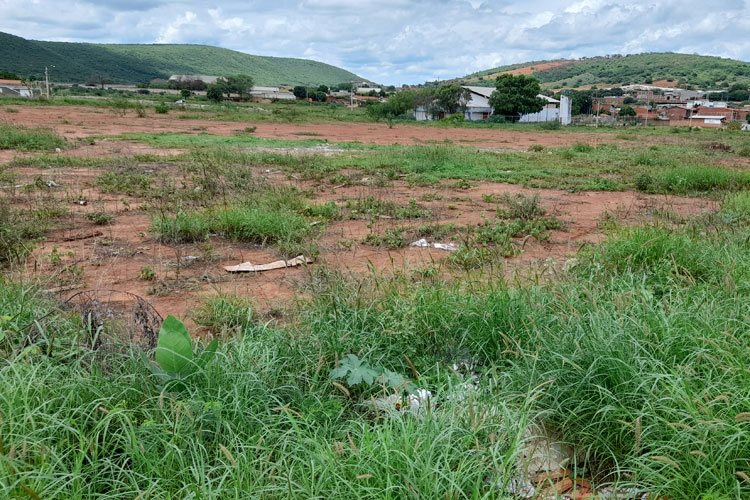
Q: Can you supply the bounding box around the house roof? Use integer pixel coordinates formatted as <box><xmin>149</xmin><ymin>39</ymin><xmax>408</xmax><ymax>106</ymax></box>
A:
<box><xmin>0</xmin><ymin>79</ymin><xmax>23</xmax><ymax>85</ymax></box>
<box><xmin>691</xmin><ymin>115</ymin><xmax>726</xmax><ymax>120</ymax></box>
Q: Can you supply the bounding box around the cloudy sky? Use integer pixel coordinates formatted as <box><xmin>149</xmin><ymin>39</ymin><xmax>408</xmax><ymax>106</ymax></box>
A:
<box><xmin>1</xmin><ymin>0</ymin><xmax>749</xmax><ymax>85</ymax></box>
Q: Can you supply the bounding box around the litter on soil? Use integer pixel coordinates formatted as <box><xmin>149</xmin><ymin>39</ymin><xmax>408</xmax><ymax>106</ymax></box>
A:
<box><xmin>409</xmin><ymin>238</ymin><xmax>458</xmax><ymax>251</ymax></box>
<box><xmin>224</xmin><ymin>255</ymin><xmax>313</xmax><ymax>273</ymax></box>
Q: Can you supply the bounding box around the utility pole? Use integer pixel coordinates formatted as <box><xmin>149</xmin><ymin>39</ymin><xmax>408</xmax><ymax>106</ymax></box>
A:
<box><xmin>45</xmin><ymin>66</ymin><xmax>50</xmax><ymax>99</ymax></box>
<box><xmin>350</xmin><ymin>80</ymin><xmax>354</xmax><ymax>111</ymax></box>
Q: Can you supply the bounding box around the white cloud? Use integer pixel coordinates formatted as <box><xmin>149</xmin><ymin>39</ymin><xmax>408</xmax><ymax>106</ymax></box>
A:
<box><xmin>0</xmin><ymin>0</ymin><xmax>748</xmax><ymax>84</ymax></box>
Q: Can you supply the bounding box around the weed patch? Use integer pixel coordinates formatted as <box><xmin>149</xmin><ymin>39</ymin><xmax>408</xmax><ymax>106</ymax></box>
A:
<box><xmin>0</xmin><ymin>123</ymin><xmax>64</xmax><ymax>151</ymax></box>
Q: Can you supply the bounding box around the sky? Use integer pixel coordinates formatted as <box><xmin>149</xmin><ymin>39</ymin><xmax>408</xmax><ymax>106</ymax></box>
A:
<box><xmin>1</xmin><ymin>0</ymin><xmax>749</xmax><ymax>85</ymax></box>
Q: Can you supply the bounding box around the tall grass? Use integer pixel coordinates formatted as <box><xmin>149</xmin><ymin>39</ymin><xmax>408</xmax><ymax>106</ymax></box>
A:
<box><xmin>2</xmin><ymin>208</ymin><xmax>750</xmax><ymax>498</ymax></box>
<box><xmin>0</xmin><ymin>123</ymin><xmax>64</xmax><ymax>151</ymax></box>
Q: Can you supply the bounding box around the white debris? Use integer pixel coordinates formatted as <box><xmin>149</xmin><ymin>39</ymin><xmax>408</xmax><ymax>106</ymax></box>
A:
<box><xmin>55</xmin><ymin>147</ymin><xmax>62</xmax><ymax>153</ymax></box>
<box><xmin>409</xmin><ymin>239</ymin><xmax>458</xmax><ymax>251</ymax></box>
<box><xmin>224</xmin><ymin>255</ymin><xmax>313</xmax><ymax>273</ymax></box>
<box><xmin>372</xmin><ymin>389</ymin><xmax>432</xmax><ymax>415</ymax></box>
<box><xmin>46</xmin><ymin>180</ymin><xmax>60</xmax><ymax>188</ymax></box>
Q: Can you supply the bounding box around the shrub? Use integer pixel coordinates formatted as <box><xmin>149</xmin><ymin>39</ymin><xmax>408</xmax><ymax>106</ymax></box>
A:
<box><xmin>497</xmin><ymin>193</ymin><xmax>547</xmax><ymax>220</ymax></box>
<box><xmin>84</xmin><ymin>211</ymin><xmax>115</xmax><ymax>225</ymax></box>
<box><xmin>572</xmin><ymin>142</ymin><xmax>594</xmax><ymax>153</ymax></box>
<box><xmin>528</xmin><ymin>144</ymin><xmax>545</xmax><ymax>152</ymax></box>
<box><xmin>154</xmin><ymin>102</ymin><xmax>169</xmax><ymax>114</ymax></box>
<box><xmin>635</xmin><ymin>173</ymin><xmax>655</xmax><ymax>192</ymax></box>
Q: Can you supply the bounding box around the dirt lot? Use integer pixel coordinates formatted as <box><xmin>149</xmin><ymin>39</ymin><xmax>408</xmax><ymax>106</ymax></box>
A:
<box><xmin>6</xmin><ymin>160</ymin><xmax>712</xmax><ymax>328</ymax></box>
<box><xmin>0</xmin><ymin>106</ymin><xmax>717</xmax><ymax>328</ymax></box>
<box><xmin>6</xmin><ymin>104</ymin><xmax>648</xmax><ymax>150</ymax></box>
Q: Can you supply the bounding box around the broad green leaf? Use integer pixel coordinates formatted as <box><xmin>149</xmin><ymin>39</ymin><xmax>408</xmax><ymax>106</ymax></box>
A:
<box><xmin>155</xmin><ymin>315</ymin><xmax>193</xmax><ymax>374</ymax></box>
<box><xmin>197</xmin><ymin>338</ymin><xmax>219</xmax><ymax>368</ymax></box>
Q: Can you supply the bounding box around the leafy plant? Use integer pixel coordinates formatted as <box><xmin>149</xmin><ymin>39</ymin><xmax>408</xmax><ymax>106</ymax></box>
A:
<box><xmin>330</xmin><ymin>354</ymin><xmax>416</xmax><ymax>393</ymax></box>
<box><xmin>85</xmin><ymin>211</ymin><xmax>115</xmax><ymax>225</ymax></box>
<box><xmin>147</xmin><ymin>315</ymin><xmax>218</xmax><ymax>382</ymax></box>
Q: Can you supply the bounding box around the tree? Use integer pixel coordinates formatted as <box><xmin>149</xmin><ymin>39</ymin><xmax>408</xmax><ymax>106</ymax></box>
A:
<box><xmin>293</xmin><ymin>86</ymin><xmax>307</xmax><ymax>99</ymax></box>
<box><xmin>623</xmin><ymin>96</ymin><xmax>637</xmax><ymax>104</ymax></box>
<box><xmin>180</xmin><ymin>89</ymin><xmax>191</xmax><ymax>99</ymax></box>
<box><xmin>206</xmin><ymin>84</ymin><xmax>224</xmax><ymax>103</ymax></box>
<box><xmin>221</xmin><ymin>74</ymin><xmax>254</xmax><ymax>100</ymax></box>
<box><xmin>434</xmin><ymin>85</ymin><xmax>470</xmax><ymax>115</ymax></box>
<box><xmin>317</xmin><ymin>85</ymin><xmax>329</xmax><ymax>94</ymax></box>
<box><xmin>619</xmin><ymin>105</ymin><xmax>636</xmax><ymax>117</ymax></box>
<box><xmin>488</xmin><ymin>74</ymin><xmax>545</xmax><ymax>122</ymax></box>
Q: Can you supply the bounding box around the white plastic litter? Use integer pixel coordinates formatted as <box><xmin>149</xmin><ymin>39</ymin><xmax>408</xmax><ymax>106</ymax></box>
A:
<box><xmin>372</xmin><ymin>389</ymin><xmax>432</xmax><ymax>415</ymax></box>
<box><xmin>224</xmin><ymin>255</ymin><xmax>313</xmax><ymax>273</ymax></box>
<box><xmin>409</xmin><ymin>239</ymin><xmax>458</xmax><ymax>251</ymax></box>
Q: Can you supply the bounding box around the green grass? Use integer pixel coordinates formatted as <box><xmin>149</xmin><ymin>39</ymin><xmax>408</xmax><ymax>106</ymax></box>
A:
<box><xmin>637</xmin><ymin>166</ymin><xmax>750</xmax><ymax>195</ymax></box>
<box><xmin>152</xmin><ymin>188</ymin><xmax>316</xmax><ymax>254</ymax></box>
<box><xmin>2</xmin><ymin>209</ymin><xmax>750</xmax><ymax>498</ymax></box>
<box><xmin>0</xmin><ymin>123</ymin><xmax>64</xmax><ymax>151</ymax></box>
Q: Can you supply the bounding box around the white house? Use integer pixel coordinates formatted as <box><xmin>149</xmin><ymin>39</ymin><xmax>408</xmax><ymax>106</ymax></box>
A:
<box><xmin>518</xmin><ymin>95</ymin><xmax>560</xmax><ymax>123</ymax></box>
<box><xmin>414</xmin><ymin>85</ymin><xmax>560</xmax><ymax>123</ymax></box>
<box><xmin>249</xmin><ymin>86</ymin><xmax>295</xmax><ymax>100</ymax></box>
<box><xmin>0</xmin><ymin>79</ymin><xmax>37</xmax><ymax>98</ymax></box>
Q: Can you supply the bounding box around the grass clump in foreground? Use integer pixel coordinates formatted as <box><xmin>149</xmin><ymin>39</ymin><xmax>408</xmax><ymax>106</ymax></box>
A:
<box><xmin>0</xmin><ymin>123</ymin><xmax>65</xmax><ymax>151</ymax></box>
<box><xmin>2</xmin><ymin>206</ymin><xmax>750</xmax><ymax>498</ymax></box>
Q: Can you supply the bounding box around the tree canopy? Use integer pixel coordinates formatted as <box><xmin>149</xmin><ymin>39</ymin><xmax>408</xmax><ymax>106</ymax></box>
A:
<box><xmin>434</xmin><ymin>85</ymin><xmax>471</xmax><ymax>114</ymax></box>
<box><xmin>217</xmin><ymin>74</ymin><xmax>254</xmax><ymax>100</ymax></box>
<box><xmin>488</xmin><ymin>74</ymin><xmax>545</xmax><ymax>121</ymax></box>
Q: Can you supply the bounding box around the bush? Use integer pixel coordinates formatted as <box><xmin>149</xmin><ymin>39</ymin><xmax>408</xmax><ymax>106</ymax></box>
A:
<box><xmin>572</xmin><ymin>142</ymin><xmax>594</xmax><ymax>153</ymax></box>
<box><xmin>154</xmin><ymin>102</ymin><xmax>169</xmax><ymax>114</ymax></box>
<box><xmin>84</xmin><ymin>211</ymin><xmax>115</xmax><ymax>225</ymax></box>
<box><xmin>635</xmin><ymin>173</ymin><xmax>655</xmax><ymax>192</ymax></box>
<box><xmin>528</xmin><ymin>144</ymin><xmax>545</xmax><ymax>152</ymax></box>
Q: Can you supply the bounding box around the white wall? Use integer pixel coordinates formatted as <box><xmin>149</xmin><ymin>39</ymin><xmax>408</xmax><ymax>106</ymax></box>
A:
<box><xmin>518</xmin><ymin>104</ymin><xmax>559</xmax><ymax>123</ymax></box>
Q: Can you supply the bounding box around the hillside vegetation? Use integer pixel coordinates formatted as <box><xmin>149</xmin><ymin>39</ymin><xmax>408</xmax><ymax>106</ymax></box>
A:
<box><xmin>463</xmin><ymin>52</ymin><xmax>750</xmax><ymax>90</ymax></box>
<box><xmin>0</xmin><ymin>31</ymin><xmax>363</xmax><ymax>86</ymax></box>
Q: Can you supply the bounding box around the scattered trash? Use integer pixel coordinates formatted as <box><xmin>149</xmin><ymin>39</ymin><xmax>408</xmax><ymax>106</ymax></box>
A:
<box><xmin>224</xmin><ymin>255</ymin><xmax>313</xmax><ymax>273</ymax></box>
<box><xmin>410</xmin><ymin>239</ymin><xmax>458</xmax><ymax>251</ymax></box>
<box><xmin>76</xmin><ymin>200</ymin><xmax>88</xmax><ymax>206</ymax></box>
<box><xmin>46</xmin><ymin>180</ymin><xmax>60</xmax><ymax>188</ymax></box>
<box><xmin>143</xmin><ymin>169</ymin><xmax>154</xmax><ymax>174</ymax></box>
<box><xmin>371</xmin><ymin>389</ymin><xmax>432</xmax><ymax>415</ymax></box>
<box><xmin>55</xmin><ymin>147</ymin><xmax>62</xmax><ymax>153</ymax></box>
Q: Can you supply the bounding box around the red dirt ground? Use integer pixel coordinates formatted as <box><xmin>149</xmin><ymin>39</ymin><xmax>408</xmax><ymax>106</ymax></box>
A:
<box><xmin>0</xmin><ymin>107</ymin><xmax>718</xmax><ymax>328</ymax></box>
<box><xmin>5</xmin><ymin>104</ymin><xmax>650</xmax><ymax>151</ymax></box>
<box><xmin>7</xmin><ymin>162</ymin><xmax>714</xmax><ymax>329</ymax></box>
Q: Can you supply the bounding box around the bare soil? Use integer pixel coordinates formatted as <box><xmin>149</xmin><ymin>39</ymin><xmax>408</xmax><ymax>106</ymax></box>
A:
<box><xmin>8</xmin><ymin>163</ymin><xmax>713</xmax><ymax>328</ymax></box>
<box><xmin>1</xmin><ymin>106</ymin><xmax>716</xmax><ymax>328</ymax></box>
<box><xmin>7</xmin><ymin>104</ymin><xmax>653</xmax><ymax>150</ymax></box>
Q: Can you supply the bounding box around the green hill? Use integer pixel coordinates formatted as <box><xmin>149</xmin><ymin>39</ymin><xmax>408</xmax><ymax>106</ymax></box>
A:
<box><xmin>0</xmin><ymin>31</ymin><xmax>365</xmax><ymax>87</ymax></box>
<box><xmin>462</xmin><ymin>53</ymin><xmax>750</xmax><ymax>90</ymax></box>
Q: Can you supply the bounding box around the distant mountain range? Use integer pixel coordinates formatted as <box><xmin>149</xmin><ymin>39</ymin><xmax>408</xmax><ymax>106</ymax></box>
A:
<box><xmin>459</xmin><ymin>53</ymin><xmax>750</xmax><ymax>91</ymax></box>
<box><xmin>0</xmin><ymin>31</ymin><xmax>365</xmax><ymax>87</ymax></box>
